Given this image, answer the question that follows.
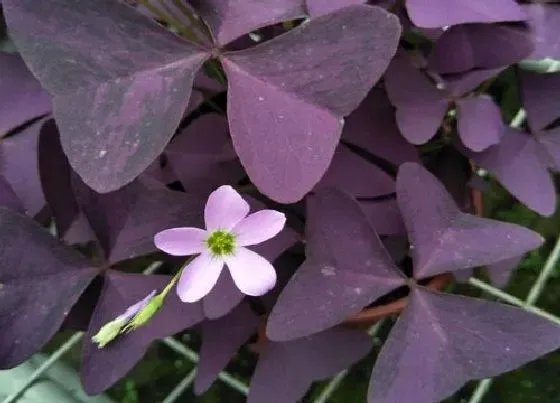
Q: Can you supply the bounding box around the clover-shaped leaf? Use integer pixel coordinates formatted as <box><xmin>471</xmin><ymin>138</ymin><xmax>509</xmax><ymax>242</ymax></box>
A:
<box><xmin>3</xmin><ymin>0</ymin><xmax>210</xmax><ymax>193</ymax></box>
<box><xmin>249</xmin><ymin>327</ymin><xmax>371</xmax><ymax>403</ymax></box>
<box><xmin>368</xmin><ymin>287</ymin><xmax>560</xmax><ymax>403</ymax></box>
<box><xmin>487</xmin><ymin>255</ymin><xmax>522</xmax><ymax>288</ymax></box>
<box><xmin>538</xmin><ymin>127</ymin><xmax>560</xmax><ymax>172</ymax></box>
<box><xmin>427</xmin><ymin>23</ymin><xmax>534</xmax><ymax>74</ymax></box>
<box><xmin>306</xmin><ymin>0</ymin><xmax>366</xmax><ymax>17</ymax></box>
<box><xmin>385</xmin><ymin>52</ymin><xmax>505</xmax><ymax>150</ymax></box>
<box><xmin>456</xmin><ymin>95</ymin><xmax>504</xmax><ymax>152</ymax></box>
<box><xmin>342</xmin><ymin>88</ymin><xmax>419</xmax><ymax>166</ymax></box>
<box><xmin>384</xmin><ymin>53</ymin><xmax>449</xmax><ymax>145</ymax></box>
<box><xmin>0</xmin><ymin>118</ymin><xmax>46</xmax><ymax>216</ymax></box>
<box><xmin>0</xmin><ymin>207</ymin><xmax>98</xmax><ymax>368</ymax></box>
<box><xmin>195</xmin><ymin>302</ymin><xmax>260</xmax><ymax>393</ymax></box>
<box><xmin>38</xmin><ymin>118</ymin><xmax>80</xmax><ymax>236</ymax></box>
<box><xmin>467</xmin><ymin>127</ymin><xmax>556</xmax><ymax>216</ymax></box>
<box><xmin>314</xmin><ymin>145</ymin><xmax>395</xmax><ymax>198</ymax></box>
<box><xmin>360</xmin><ymin>199</ymin><xmax>406</xmax><ymax>236</ymax></box>
<box><xmin>0</xmin><ymin>175</ymin><xmax>23</xmax><ymax>213</ymax></box>
<box><xmin>221</xmin><ymin>5</ymin><xmax>401</xmax><ymax>202</ymax></box>
<box><xmin>520</xmin><ymin>70</ymin><xmax>560</xmax><ymax>133</ymax></box>
<box><xmin>165</xmin><ymin>114</ymin><xmax>245</xmax><ymax>194</ymax></box>
<box><xmin>397</xmin><ymin>163</ymin><xmax>544</xmax><ymax>277</ymax></box>
<box><xmin>267</xmin><ymin>188</ymin><xmax>404</xmax><ymax>341</ymax></box>
<box><xmin>524</xmin><ymin>3</ymin><xmax>560</xmax><ymax>60</ymax></box>
<box><xmin>0</xmin><ymin>52</ymin><xmax>51</xmax><ymax>137</ymax></box>
<box><xmin>405</xmin><ymin>0</ymin><xmax>526</xmax><ymax>28</ymax></box>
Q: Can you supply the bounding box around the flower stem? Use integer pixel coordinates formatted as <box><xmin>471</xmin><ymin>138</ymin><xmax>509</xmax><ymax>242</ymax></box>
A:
<box><xmin>343</xmin><ymin>273</ymin><xmax>453</xmax><ymax>325</ymax></box>
<box><xmin>206</xmin><ymin>60</ymin><xmax>228</xmax><ymax>85</ymax></box>
<box><xmin>121</xmin><ymin>258</ymin><xmax>191</xmax><ymax>333</ymax></box>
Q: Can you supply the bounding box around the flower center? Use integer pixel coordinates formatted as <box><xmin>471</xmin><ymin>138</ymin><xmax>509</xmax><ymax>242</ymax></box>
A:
<box><xmin>206</xmin><ymin>230</ymin><xmax>236</xmax><ymax>256</ymax></box>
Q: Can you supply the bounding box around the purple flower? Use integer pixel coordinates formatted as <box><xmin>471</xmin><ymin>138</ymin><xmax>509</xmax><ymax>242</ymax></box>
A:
<box><xmin>154</xmin><ymin>185</ymin><xmax>286</xmax><ymax>302</ymax></box>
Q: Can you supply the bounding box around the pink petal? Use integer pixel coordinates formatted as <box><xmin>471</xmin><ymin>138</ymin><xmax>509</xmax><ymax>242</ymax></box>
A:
<box><xmin>204</xmin><ymin>185</ymin><xmax>250</xmax><ymax>231</ymax></box>
<box><xmin>224</xmin><ymin>247</ymin><xmax>277</xmax><ymax>296</ymax></box>
<box><xmin>154</xmin><ymin>227</ymin><xmax>207</xmax><ymax>256</ymax></box>
<box><xmin>177</xmin><ymin>253</ymin><xmax>225</xmax><ymax>303</ymax></box>
<box><xmin>233</xmin><ymin>210</ymin><xmax>286</xmax><ymax>247</ymax></box>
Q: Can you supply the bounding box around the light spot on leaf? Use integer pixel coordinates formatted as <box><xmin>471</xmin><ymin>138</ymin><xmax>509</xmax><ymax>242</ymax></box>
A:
<box><xmin>321</xmin><ymin>266</ymin><xmax>336</xmax><ymax>276</ymax></box>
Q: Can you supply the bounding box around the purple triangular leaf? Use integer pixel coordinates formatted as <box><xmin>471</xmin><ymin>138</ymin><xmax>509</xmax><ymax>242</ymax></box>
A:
<box><xmin>520</xmin><ymin>70</ymin><xmax>560</xmax><ymax>132</ymax></box>
<box><xmin>314</xmin><ymin>145</ymin><xmax>395</xmax><ymax>197</ymax></box>
<box><xmin>267</xmin><ymin>188</ymin><xmax>404</xmax><ymax>341</ymax></box>
<box><xmin>406</xmin><ymin>0</ymin><xmax>526</xmax><ymax>28</ymax></box>
<box><xmin>537</xmin><ymin>126</ymin><xmax>560</xmax><ymax>171</ymax></box>
<box><xmin>444</xmin><ymin>67</ymin><xmax>505</xmax><ymax>97</ymax></box>
<box><xmin>468</xmin><ymin>127</ymin><xmax>556</xmax><ymax>216</ymax></box>
<box><xmin>0</xmin><ymin>175</ymin><xmax>24</xmax><ymax>213</ymax></box>
<box><xmin>306</xmin><ymin>0</ymin><xmax>366</xmax><ymax>17</ymax></box>
<box><xmin>224</xmin><ymin>70</ymin><xmax>341</xmax><ymax>203</ymax></box>
<box><xmin>452</xmin><ymin>268</ymin><xmax>473</xmax><ymax>283</ymax></box>
<box><xmin>72</xmin><ymin>177</ymin><xmax>206</xmax><ymax>264</ymax></box>
<box><xmin>342</xmin><ymin>88</ymin><xmax>420</xmax><ymax>165</ymax></box>
<box><xmin>395</xmin><ymin>101</ymin><xmax>449</xmax><ymax>145</ymax></box>
<box><xmin>195</xmin><ymin>303</ymin><xmax>260</xmax><ymax>393</ymax></box>
<box><xmin>396</xmin><ymin>162</ymin><xmax>544</xmax><ymax>277</ymax></box>
<box><xmin>3</xmin><ymin>0</ymin><xmax>210</xmax><ymax>193</ymax></box>
<box><xmin>359</xmin><ymin>199</ymin><xmax>406</xmax><ymax>236</ymax></box>
<box><xmin>247</xmin><ymin>204</ymin><xmax>300</xmax><ymax>263</ymax></box>
<box><xmin>368</xmin><ymin>287</ymin><xmax>560</xmax><ymax>403</ymax></box>
<box><xmin>38</xmin><ymin>118</ymin><xmax>79</xmax><ymax>236</ymax></box>
<box><xmin>453</xmin><ymin>255</ymin><xmax>519</xmax><ymax>288</ymax></box>
<box><xmin>525</xmin><ymin>4</ymin><xmax>560</xmax><ymax>60</ymax></box>
<box><xmin>202</xmin><ymin>270</ymin><xmax>245</xmax><ymax>320</ymax></box>
<box><xmin>222</xmin><ymin>5</ymin><xmax>401</xmax><ymax>202</ymax></box>
<box><xmin>165</xmin><ymin>113</ymin><xmax>245</xmax><ymax>194</ymax></box>
<box><xmin>0</xmin><ymin>118</ymin><xmax>45</xmax><ymax>216</ymax></box>
<box><xmin>81</xmin><ymin>271</ymin><xmax>204</xmax><ymax>394</ymax></box>
<box><xmin>62</xmin><ymin>212</ymin><xmax>97</xmax><ymax>246</ymax></box>
<box><xmin>384</xmin><ymin>53</ymin><xmax>448</xmax><ymax>144</ymax></box>
<box><xmin>191</xmin><ymin>0</ymin><xmax>306</xmax><ymax>46</ymax></box>
<box><xmin>427</xmin><ymin>23</ymin><xmax>534</xmax><ymax>74</ymax></box>
<box><xmin>136</xmin><ymin>155</ymin><xmax>176</xmax><ymax>190</ymax></box>
<box><xmin>0</xmin><ymin>52</ymin><xmax>51</xmax><ymax>136</ymax></box>
<box><xmin>456</xmin><ymin>95</ymin><xmax>504</xmax><ymax>152</ymax></box>
<box><xmin>0</xmin><ymin>207</ymin><xmax>98</xmax><ymax>368</ymax></box>
<box><xmin>487</xmin><ymin>255</ymin><xmax>522</xmax><ymax>288</ymax></box>
<box><xmin>249</xmin><ymin>327</ymin><xmax>371</xmax><ymax>403</ymax></box>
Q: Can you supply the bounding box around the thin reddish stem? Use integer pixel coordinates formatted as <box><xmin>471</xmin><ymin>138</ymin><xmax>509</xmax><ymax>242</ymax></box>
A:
<box><xmin>343</xmin><ymin>273</ymin><xmax>453</xmax><ymax>325</ymax></box>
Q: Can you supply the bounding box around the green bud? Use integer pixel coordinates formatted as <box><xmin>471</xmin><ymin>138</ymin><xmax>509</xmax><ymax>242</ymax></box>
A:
<box><xmin>92</xmin><ymin>317</ymin><xmax>126</xmax><ymax>349</ymax></box>
<box><xmin>122</xmin><ymin>294</ymin><xmax>165</xmax><ymax>333</ymax></box>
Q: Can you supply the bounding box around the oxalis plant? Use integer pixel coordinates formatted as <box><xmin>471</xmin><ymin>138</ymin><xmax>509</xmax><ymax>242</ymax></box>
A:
<box><xmin>0</xmin><ymin>0</ymin><xmax>559</xmax><ymax>402</ymax></box>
